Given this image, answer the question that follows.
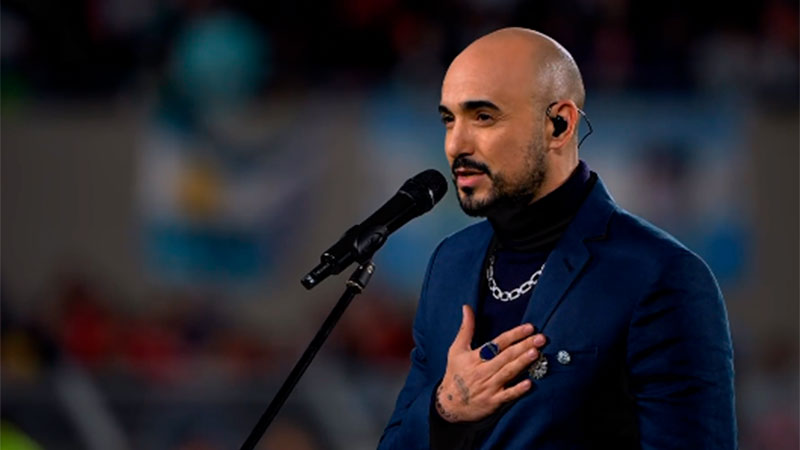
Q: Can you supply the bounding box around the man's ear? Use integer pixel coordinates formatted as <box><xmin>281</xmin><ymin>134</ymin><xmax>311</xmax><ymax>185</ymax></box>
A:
<box><xmin>545</xmin><ymin>101</ymin><xmax>579</xmax><ymax>149</ymax></box>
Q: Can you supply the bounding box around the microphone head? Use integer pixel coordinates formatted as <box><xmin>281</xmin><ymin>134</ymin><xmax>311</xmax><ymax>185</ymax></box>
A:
<box><xmin>403</xmin><ymin>169</ymin><xmax>448</xmax><ymax>211</ymax></box>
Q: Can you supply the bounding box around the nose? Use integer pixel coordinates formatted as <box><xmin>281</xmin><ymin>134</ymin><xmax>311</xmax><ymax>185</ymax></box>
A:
<box><xmin>444</xmin><ymin>119</ymin><xmax>474</xmax><ymax>163</ymax></box>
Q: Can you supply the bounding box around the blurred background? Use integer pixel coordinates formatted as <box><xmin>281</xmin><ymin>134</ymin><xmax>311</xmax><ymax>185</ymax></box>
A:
<box><xmin>1</xmin><ymin>1</ymin><xmax>798</xmax><ymax>449</ymax></box>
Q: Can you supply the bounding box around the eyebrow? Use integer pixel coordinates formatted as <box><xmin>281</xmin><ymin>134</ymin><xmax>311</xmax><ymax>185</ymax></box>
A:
<box><xmin>438</xmin><ymin>100</ymin><xmax>502</xmax><ymax>115</ymax></box>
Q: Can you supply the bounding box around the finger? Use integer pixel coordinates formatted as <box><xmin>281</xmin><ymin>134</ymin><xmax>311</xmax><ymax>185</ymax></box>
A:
<box><xmin>486</xmin><ymin>334</ymin><xmax>540</xmax><ymax>369</ymax></box>
<box><xmin>489</xmin><ymin>344</ymin><xmax>541</xmax><ymax>385</ymax></box>
<box><xmin>453</xmin><ymin>304</ymin><xmax>475</xmax><ymax>351</ymax></box>
<box><xmin>485</xmin><ymin>323</ymin><xmax>535</xmax><ymax>352</ymax></box>
<box><xmin>495</xmin><ymin>378</ymin><xmax>532</xmax><ymax>404</ymax></box>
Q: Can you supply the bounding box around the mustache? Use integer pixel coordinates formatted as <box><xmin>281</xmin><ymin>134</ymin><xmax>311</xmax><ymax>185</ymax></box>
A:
<box><xmin>451</xmin><ymin>156</ymin><xmax>491</xmax><ymax>176</ymax></box>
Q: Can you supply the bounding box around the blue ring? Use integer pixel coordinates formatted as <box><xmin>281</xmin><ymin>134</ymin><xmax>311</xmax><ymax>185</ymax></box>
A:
<box><xmin>479</xmin><ymin>341</ymin><xmax>500</xmax><ymax>361</ymax></box>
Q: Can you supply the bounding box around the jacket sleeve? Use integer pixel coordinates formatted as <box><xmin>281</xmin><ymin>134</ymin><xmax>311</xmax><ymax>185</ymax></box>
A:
<box><xmin>627</xmin><ymin>250</ymin><xmax>737</xmax><ymax>449</ymax></box>
<box><xmin>377</xmin><ymin>240</ymin><xmax>445</xmax><ymax>450</ymax></box>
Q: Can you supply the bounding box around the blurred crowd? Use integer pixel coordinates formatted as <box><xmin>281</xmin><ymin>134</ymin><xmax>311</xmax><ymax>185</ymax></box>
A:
<box><xmin>2</xmin><ymin>0</ymin><xmax>798</xmax><ymax>449</ymax></box>
<box><xmin>2</xmin><ymin>0</ymin><xmax>797</xmax><ymax>97</ymax></box>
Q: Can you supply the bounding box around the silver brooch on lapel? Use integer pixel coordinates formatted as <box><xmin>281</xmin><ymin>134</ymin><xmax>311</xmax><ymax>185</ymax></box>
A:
<box><xmin>528</xmin><ymin>355</ymin><xmax>549</xmax><ymax>380</ymax></box>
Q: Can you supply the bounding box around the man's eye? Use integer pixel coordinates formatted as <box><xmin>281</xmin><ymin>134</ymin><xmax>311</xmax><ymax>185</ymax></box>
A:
<box><xmin>441</xmin><ymin>115</ymin><xmax>454</xmax><ymax>125</ymax></box>
<box><xmin>476</xmin><ymin>113</ymin><xmax>493</xmax><ymax>121</ymax></box>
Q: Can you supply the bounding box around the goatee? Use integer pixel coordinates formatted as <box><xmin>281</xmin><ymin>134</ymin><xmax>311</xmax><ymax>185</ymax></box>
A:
<box><xmin>453</xmin><ymin>147</ymin><xmax>547</xmax><ymax>218</ymax></box>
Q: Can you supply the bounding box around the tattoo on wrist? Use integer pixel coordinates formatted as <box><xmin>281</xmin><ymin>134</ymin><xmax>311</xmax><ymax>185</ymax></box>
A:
<box><xmin>435</xmin><ymin>383</ymin><xmax>460</xmax><ymax>423</ymax></box>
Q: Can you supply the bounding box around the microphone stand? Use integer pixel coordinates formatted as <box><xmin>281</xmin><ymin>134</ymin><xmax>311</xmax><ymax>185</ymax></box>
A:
<box><xmin>240</xmin><ymin>260</ymin><xmax>376</xmax><ymax>450</ymax></box>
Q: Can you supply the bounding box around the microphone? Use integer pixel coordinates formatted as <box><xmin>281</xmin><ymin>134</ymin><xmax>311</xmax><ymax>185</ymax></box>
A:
<box><xmin>301</xmin><ymin>169</ymin><xmax>448</xmax><ymax>289</ymax></box>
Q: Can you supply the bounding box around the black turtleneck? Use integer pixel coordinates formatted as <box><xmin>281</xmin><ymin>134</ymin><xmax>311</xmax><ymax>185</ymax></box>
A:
<box><xmin>473</xmin><ymin>160</ymin><xmax>595</xmax><ymax>347</ymax></box>
<box><xmin>430</xmin><ymin>160</ymin><xmax>596</xmax><ymax>450</ymax></box>
<box><xmin>488</xmin><ymin>159</ymin><xmax>594</xmax><ymax>252</ymax></box>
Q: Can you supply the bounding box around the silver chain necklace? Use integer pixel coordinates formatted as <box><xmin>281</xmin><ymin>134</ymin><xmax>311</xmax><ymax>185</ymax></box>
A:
<box><xmin>486</xmin><ymin>253</ymin><xmax>545</xmax><ymax>302</ymax></box>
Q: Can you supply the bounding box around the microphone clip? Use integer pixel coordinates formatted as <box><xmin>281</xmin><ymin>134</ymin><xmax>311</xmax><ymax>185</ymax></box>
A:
<box><xmin>301</xmin><ymin>224</ymin><xmax>387</xmax><ymax>289</ymax></box>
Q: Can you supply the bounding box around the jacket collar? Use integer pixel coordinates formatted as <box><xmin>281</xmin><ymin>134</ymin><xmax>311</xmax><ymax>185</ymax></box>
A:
<box><xmin>523</xmin><ymin>175</ymin><xmax>616</xmax><ymax>330</ymax></box>
<box><xmin>459</xmin><ymin>175</ymin><xmax>617</xmax><ymax>332</ymax></box>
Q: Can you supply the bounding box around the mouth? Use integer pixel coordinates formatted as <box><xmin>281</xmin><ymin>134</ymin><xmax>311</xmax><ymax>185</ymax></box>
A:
<box><xmin>453</xmin><ymin>168</ymin><xmax>488</xmax><ymax>189</ymax></box>
<box><xmin>453</xmin><ymin>167</ymin><xmax>486</xmax><ymax>177</ymax></box>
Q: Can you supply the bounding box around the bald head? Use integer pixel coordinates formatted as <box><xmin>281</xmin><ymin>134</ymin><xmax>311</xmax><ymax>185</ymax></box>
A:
<box><xmin>440</xmin><ymin>28</ymin><xmax>586</xmax><ymax>208</ymax></box>
<box><xmin>446</xmin><ymin>27</ymin><xmax>585</xmax><ymax>110</ymax></box>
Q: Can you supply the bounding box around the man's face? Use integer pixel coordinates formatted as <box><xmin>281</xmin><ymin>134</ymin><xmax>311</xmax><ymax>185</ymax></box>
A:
<box><xmin>439</xmin><ymin>48</ymin><xmax>548</xmax><ymax>217</ymax></box>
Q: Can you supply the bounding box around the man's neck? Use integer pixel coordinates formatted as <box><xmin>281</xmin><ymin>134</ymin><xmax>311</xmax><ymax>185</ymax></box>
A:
<box><xmin>529</xmin><ymin>154</ymin><xmax>579</xmax><ymax>203</ymax></box>
<box><xmin>487</xmin><ymin>160</ymin><xmax>593</xmax><ymax>252</ymax></box>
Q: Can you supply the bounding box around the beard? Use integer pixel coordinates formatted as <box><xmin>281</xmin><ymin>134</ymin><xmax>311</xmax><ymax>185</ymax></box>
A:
<box><xmin>452</xmin><ymin>141</ymin><xmax>547</xmax><ymax>218</ymax></box>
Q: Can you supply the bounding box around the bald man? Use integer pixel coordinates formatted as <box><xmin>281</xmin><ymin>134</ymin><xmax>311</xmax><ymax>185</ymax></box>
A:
<box><xmin>379</xmin><ymin>28</ymin><xmax>736</xmax><ymax>449</ymax></box>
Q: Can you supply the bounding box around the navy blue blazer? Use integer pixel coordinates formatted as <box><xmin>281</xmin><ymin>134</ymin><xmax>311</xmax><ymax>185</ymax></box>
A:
<box><xmin>378</xmin><ymin>178</ymin><xmax>736</xmax><ymax>449</ymax></box>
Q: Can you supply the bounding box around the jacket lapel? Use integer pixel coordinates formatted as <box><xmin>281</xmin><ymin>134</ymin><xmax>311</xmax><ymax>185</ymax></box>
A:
<box><xmin>461</xmin><ymin>224</ymin><xmax>494</xmax><ymax>316</ymax></box>
<box><xmin>433</xmin><ymin>222</ymin><xmax>494</xmax><ymax>357</ymax></box>
<box><xmin>522</xmin><ymin>177</ymin><xmax>617</xmax><ymax>331</ymax></box>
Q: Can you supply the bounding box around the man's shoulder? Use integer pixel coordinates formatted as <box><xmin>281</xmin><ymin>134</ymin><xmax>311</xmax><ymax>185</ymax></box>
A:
<box><xmin>424</xmin><ymin>220</ymin><xmax>492</xmax><ymax>266</ymax></box>
<box><xmin>604</xmin><ymin>206</ymin><xmax>712</xmax><ymax>276</ymax></box>
<box><xmin>609</xmin><ymin>207</ymin><xmax>686</xmax><ymax>246</ymax></box>
<box><xmin>608</xmin><ymin>207</ymin><xmax>687</xmax><ymax>253</ymax></box>
<box><xmin>442</xmin><ymin>220</ymin><xmax>493</xmax><ymax>245</ymax></box>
